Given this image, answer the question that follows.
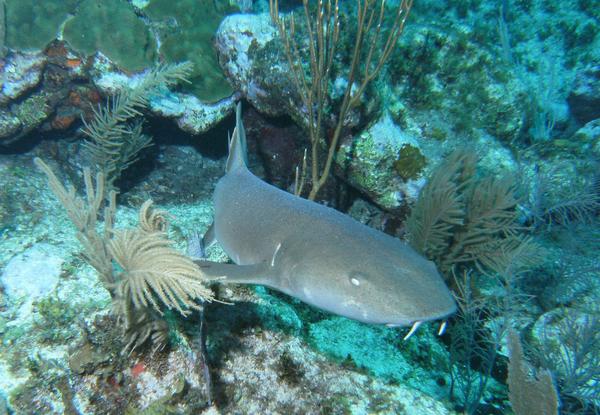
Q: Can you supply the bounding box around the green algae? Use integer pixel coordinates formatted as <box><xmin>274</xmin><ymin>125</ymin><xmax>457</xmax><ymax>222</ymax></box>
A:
<box><xmin>145</xmin><ymin>0</ymin><xmax>235</xmax><ymax>102</ymax></box>
<box><xmin>4</xmin><ymin>0</ymin><xmax>78</xmax><ymax>50</ymax></box>
<box><xmin>13</xmin><ymin>93</ymin><xmax>50</xmax><ymax>126</ymax></box>
<box><xmin>393</xmin><ymin>144</ymin><xmax>427</xmax><ymax>181</ymax></box>
<box><xmin>428</xmin><ymin>126</ymin><xmax>448</xmax><ymax>141</ymax></box>
<box><xmin>390</xmin><ymin>26</ymin><xmax>523</xmax><ymax>141</ymax></box>
<box><xmin>34</xmin><ymin>296</ymin><xmax>78</xmax><ymax>344</ymax></box>
<box><xmin>63</xmin><ymin>0</ymin><xmax>157</xmax><ymax>71</ymax></box>
<box><xmin>6</xmin><ymin>0</ymin><xmax>157</xmax><ymax>70</ymax></box>
<box><xmin>5</xmin><ymin>0</ymin><xmax>234</xmax><ymax>100</ymax></box>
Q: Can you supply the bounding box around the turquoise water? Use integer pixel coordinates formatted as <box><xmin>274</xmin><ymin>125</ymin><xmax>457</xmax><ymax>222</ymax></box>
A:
<box><xmin>0</xmin><ymin>0</ymin><xmax>598</xmax><ymax>414</ymax></box>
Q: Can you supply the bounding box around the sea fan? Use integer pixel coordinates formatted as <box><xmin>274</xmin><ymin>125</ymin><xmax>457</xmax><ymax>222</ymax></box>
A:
<box><xmin>109</xmin><ymin>229</ymin><xmax>214</xmax><ymax>316</ymax></box>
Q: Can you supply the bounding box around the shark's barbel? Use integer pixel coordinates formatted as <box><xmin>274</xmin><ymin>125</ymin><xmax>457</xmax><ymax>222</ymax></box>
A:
<box><xmin>196</xmin><ymin>103</ymin><xmax>456</xmax><ymax>333</ymax></box>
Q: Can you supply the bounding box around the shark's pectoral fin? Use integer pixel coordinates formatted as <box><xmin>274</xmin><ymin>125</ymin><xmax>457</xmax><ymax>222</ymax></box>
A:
<box><xmin>195</xmin><ymin>260</ymin><xmax>273</xmax><ymax>286</ymax></box>
<box><xmin>202</xmin><ymin>223</ymin><xmax>217</xmax><ymax>250</ymax></box>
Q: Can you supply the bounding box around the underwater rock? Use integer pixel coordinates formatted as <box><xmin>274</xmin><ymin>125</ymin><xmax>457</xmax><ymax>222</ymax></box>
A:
<box><xmin>124</xmin><ymin>348</ymin><xmax>208</xmax><ymax>411</ymax></box>
<box><xmin>151</xmin><ymin>92</ymin><xmax>237</xmax><ymax>135</ymax></box>
<box><xmin>9</xmin><ymin>92</ymin><xmax>53</xmax><ymax>139</ymax></box>
<box><xmin>388</xmin><ymin>24</ymin><xmax>525</xmax><ymax>143</ymax></box>
<box><xmin>88</xmin><ymin>52</ymin><xmax>144</xmax><ymax>93</ymax></box>
<box><xmin>90</xmin><ymin>53</ymin><xmax>234</xmax><ymax>135</ymax></box>
<box><xmin>69</xmin><ymin>342</ymin><xmax>112</xmax><ymax>376</ymax></box>
<box><xmin>336</xmin><ymin>113</ymin><xmax>428</xmax><ymax>211</ymax></box>
<box><xmin>242</xmin><ymin>107</ymin><xmax>305</xmax><ymax>190</ymax></box>
<box><xmin>0</xmin><ymin>45</ymin><xmax>102</xmax><ymax>145</ymax></box>
<box><xmin>216</xmin><ymin>12</ymin><xmax>371</xmax><ymax>135</ymax></box>
<box><xmin>570</xmin><ymin>118</ymin><xmax>600</xmax><ymax>158</ymax></box>
<box><xmin>568</xmin><ymin>65</ymin><xmax>600</xmax><ymax>124</ymax></box>
<box><xmin>1</xmin><ymin>243</ymin><xmax>63</xmax><ymax>318</ymax></box>
<box><xmin>1</xmin><ymin>243</ymin><xmax>63</xmax><ymax>299</ymax></box>
<box><xmin>62</xmin><ymin>315</ymin><xmax>212</xmax><ymax>414</ymax></box>
<box><xmin>216</xmin><ymin>323</ymin><xmax>455</xmax><ymax>414</ymax></box>
<box><xmin>0</xmin><ymin>112</ymin><xmax>21</xmax><ymax>140</ymax></box>
<box><xmin>215</xmin><ymin>14</ymin><xmax>291</xmax><ymax>118</ymax></box>
<box><xmin>0</xmin><ymin>51</ymin><xmax>46</xmax><ymax>105</ymax></box>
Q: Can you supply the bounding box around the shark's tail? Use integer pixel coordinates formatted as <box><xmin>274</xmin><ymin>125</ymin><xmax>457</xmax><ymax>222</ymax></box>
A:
<box><xmin>226</xmin><ymin>102</ymin><xmax>249</xmax><ymax>173</ymax></box>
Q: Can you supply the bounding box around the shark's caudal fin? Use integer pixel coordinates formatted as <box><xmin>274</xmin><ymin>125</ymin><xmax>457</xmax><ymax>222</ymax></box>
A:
<box><xmin>226</xmin><ymin>102</ymin><xmax>248</xmax><ymax>173</ymax></box>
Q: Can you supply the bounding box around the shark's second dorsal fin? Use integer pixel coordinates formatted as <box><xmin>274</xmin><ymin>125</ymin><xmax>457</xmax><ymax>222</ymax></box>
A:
<box><xmin>226</xmin><ymin>102</ymin><xmax>248</xmax><ymax>173</ymax></box>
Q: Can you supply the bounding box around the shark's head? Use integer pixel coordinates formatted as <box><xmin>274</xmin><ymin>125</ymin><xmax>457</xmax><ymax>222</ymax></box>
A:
<box><xmin>284</xmin><ymin>225</ymin><xmax>457</xmax><ymax>332</ymax></box>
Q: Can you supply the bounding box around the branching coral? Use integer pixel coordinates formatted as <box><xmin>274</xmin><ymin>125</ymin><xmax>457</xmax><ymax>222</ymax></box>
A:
<box><xmin>408</xmin><ymin>150</ymin><xmax>541</xmax><ymax>413</ymax></box>
<box><xmin>82</xmin><ymin>62</ymin><xmax>193</xmax><ymax>188</ymax></box>
<box><xmin>35</xmin><ymin>158</ymin><xmax>213</xmax><ymax>351</ymax></box>
<box><xmin>406</xmin><ymin>148</ymin><xmax>536</xmax><ymax>277</ymax></box>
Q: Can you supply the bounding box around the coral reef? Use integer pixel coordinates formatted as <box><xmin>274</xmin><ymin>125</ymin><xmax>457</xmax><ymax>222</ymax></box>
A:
<box><xmin>4</xmin><ymin>0</ymin><xmax>78</xmax><ymax>50</ymax></box>
<box><xmin>0</xmin><ymin>0</ymin><xmax>599</xmax><ymax>414</ymax></box>
<box><xmin>62</xmin><ymin>0</ymin><xmax>157</xmax><ymax>71</ymax></box>
<box><xmin>145</xmin><ymin>0</ymin><xmax>236</xmax><ymax>102</ymax></box>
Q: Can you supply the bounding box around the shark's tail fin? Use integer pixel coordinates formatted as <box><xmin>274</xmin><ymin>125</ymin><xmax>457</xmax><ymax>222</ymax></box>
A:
<box><xmin>226</xmin><ymin>102</ymin><xmax>248</xmax><ymax>173</ymax></box>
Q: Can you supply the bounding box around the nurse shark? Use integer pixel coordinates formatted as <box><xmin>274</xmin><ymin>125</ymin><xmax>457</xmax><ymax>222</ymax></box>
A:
<box><xmin>195</xmin><ymin>103</ymin><xmax>456</xmax><ymax>339</ymax></box>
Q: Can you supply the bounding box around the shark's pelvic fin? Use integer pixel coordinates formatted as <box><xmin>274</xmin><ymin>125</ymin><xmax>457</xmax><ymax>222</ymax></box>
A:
<box><xmin>195</xmin><ymin>260</ymin><xmax>272</xmax><ymax>286</ymax></box>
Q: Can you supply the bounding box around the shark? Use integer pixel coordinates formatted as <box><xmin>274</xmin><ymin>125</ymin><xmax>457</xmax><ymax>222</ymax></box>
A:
<box><xmin>195</xmin><ymin>103</ymin><xmax>456</xmax><ymax>339</ymax></box>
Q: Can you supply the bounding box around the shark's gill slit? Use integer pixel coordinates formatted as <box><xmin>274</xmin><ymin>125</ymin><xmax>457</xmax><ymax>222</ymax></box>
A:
<box><xmin>271</xmin><ymin>242</ymin><xmax>282</xmax><ymax>267</ymax></box>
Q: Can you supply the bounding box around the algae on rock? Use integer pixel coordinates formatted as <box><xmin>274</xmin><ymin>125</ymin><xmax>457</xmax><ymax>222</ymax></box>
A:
<box><xmin>63</xmin><ymin>0</ymin><xmax>157</xmax><ymax>71</ymax></box>
<box><xmin>336</xmin><ymin>114</ymin><xmax>428</xmax><ymax>211</ymax></box>
<box><xmin>4</xmin><ymin>0</ymin><xmax>78</xmax><ymax>50</ymax></box>
<box><xmin>145</xmin><ymin>0</ymin><xmax>236</xmax><ymax>102</ymax></box>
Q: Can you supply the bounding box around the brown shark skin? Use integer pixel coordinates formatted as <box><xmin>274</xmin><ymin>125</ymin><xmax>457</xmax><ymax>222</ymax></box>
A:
<box><xmin>204</xmin><ymin>104</ymin><xmax>457</xmax><ymax>327</ymax></box>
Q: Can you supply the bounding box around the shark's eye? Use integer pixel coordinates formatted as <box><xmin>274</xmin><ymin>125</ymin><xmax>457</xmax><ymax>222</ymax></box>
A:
<box><xmin>349</xmin><ymin>272</ymin><xmax>365</xmax><ymax>287</ymax></box>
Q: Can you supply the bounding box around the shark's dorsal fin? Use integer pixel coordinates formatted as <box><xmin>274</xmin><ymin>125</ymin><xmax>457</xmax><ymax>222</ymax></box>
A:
<box><xmin>226</xmin><ymin>102</ymin><xmax>248</xmax><ymax>173</ymax></box>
